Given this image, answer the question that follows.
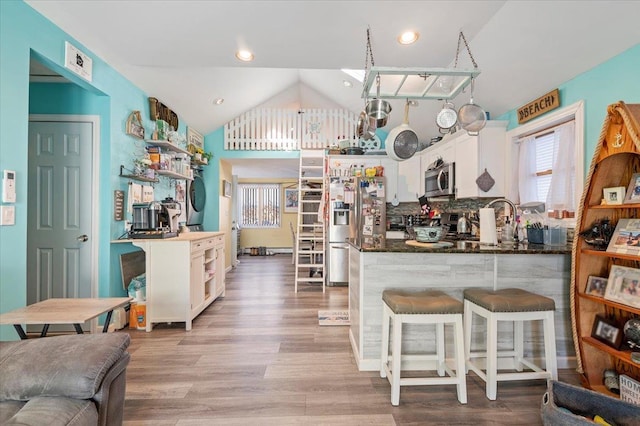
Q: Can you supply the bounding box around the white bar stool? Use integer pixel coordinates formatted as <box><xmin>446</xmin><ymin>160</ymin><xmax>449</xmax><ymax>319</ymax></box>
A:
<box><xmin>463</xmin><ymin>288</ymin><xmax>558</xmax><ymax>400</ymax></box>
<box><xmin>380</xmin><ymin>289</ymin><xmax>467</xmax><ymax>406</ymax></box>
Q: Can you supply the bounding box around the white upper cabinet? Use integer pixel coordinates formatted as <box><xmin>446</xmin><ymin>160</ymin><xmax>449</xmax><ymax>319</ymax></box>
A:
<box><xmin>396</xmin><ymin>155</ymin><xmax>422</xmax><ymax>202</ymax></box>
<box><xmin>420</xmin><ymin>121</ymin><xmax>507</xmax><ymax>199</ymax></box>
<box><xmin>452</xmin><ymin>121</ymin><xmax>507</xmax><ymax>198</ymax></box>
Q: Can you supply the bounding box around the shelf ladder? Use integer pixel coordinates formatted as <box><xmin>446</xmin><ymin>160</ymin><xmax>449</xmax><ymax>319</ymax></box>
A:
<box><xmin>294</xmin><ymin>149</ymin><xmax>327</xmax><ymax>293</ymax></box>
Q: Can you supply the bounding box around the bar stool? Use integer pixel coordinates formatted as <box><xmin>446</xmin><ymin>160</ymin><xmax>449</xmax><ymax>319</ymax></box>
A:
<box><xmin>380</xmin><ymin>289</ymin><xmax>467</xmax><ymax>406</ymax></box>
<box><xmin>463</xmin><ymin>288</ymin><xmax>558</xmax><ymax>400</ymax></box>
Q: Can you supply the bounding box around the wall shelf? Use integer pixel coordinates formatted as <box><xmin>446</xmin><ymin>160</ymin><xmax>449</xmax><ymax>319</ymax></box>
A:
<box><xmin>156</xmin><ymin>169</ymin><xmax>193</xmax><ymax>180</ymax></box>
<box><xmin>119</xmin><ymin>165</ymin><xmax>159</xmax><ymax>183</ymax></box>
<box><xmin>145</xmin><ymin>140</ymin><xmax>192</xmax><ymax>156</ymax></box>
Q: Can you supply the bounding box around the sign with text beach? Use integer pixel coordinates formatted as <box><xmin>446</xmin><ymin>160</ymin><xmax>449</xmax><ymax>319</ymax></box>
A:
<box><xmin>517</xmin><ymin>89</ymin><xmax>560</xmax><ymax>124</ymax></box>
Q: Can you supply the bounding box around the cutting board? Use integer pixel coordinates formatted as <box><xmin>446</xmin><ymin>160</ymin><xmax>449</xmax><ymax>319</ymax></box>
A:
<box><xmin>405</xmin><ymin>240</ymin><xmax>454</xmax><ymax>249</ymax></box>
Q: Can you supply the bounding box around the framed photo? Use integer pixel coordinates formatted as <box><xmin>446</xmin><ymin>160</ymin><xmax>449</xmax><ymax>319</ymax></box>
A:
<box><xmin>603</xmin><ymin>186</ymin><xmax>626</xmax><ymax>205</ymax></box>
<box><xmin>126</xmin><ymin>111</ymin><xmax>145</xmax><ymax>139</ymax></box>
<box><xmin>222</xmin><ymin>180</ymin><xmax>232</xmax><ymax>198</ymax></box>
<box><xmin>624</xmin><ymin>173</ymin><xmax>640</xmax><ymax>204</ymax></box>
<box><xmin>175</xmin><ymin>181</ymin><xmax>185</xmax><ymax>202</ymax></box>
<box><xmin>284</xmin><ymin>188</ymin><xmax>298</xmax><ymax>213</ymax></box>
<box><xmin>606</xmin><ymin>218</ymin><xmax>640</xmax><ymax>256</ymax></box>
<box><xmin>585</xmin><ymin>275</ymin><xmax>608</xmax><ymax>297</ymax></box>
<box><xmin>591</xmin><ymin>314</ymin><xmax>623</xmax><ymax>349</ymax></box>
<box><xmin>604</xmin><ymin>265</ymin><xmax>640</xmax><ymax>308</ymax></box>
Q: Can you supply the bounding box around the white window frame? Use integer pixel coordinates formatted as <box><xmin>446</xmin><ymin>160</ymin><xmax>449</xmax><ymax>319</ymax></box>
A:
<box><xmin>505</xmin><ymin>100</ymin><xmax>585</xmax><ymax>222</ymax></box>
<box><xmin>237</xmin><ymin>183</ymin><xmax>281</xmax><ymax>229</ymax></box>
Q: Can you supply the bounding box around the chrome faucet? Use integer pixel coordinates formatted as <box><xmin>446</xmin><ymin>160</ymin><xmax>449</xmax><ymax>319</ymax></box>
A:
<box><xmin>485</xmin><ymin>198</ymin><xmax>518</xmax><ymax>243</ymax></box>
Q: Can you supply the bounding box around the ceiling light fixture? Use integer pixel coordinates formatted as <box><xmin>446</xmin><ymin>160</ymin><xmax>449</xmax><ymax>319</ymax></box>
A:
<box><xmin>213</xmin><ymin>98</ymin><xmax>224</xmax><ymax>105</ymax></box>
<box><xmin>398</xmin><ymin>31</ymin><xmax>419</xmax><ymax>45</ymax></box>
<box><xmin>343</xmin><ymin>80</ymin><xmax>353</xmax><ymax>88</ymax></box>
<box><xmin>235</xmin><ymin>50</ymin><xmax>254</xmax><ymax>62</ymax></box>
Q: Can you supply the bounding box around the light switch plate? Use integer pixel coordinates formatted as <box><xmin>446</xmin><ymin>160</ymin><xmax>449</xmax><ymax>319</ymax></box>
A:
<box><xmin>1</xmin><ymin>205</ymin><xmax>15</xmax><ymax>225</ymax></box>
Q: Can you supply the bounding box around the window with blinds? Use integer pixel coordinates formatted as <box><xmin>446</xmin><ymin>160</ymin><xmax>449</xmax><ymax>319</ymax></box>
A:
<box><xmin>534</xmin><ymin>131</ymin><xmax>554</xmax><ymax>202</ymax></box>
<box><xmin>237</xmin><ymin>184</ymin><xmax>281</xmax><ymax>228</ymax></box>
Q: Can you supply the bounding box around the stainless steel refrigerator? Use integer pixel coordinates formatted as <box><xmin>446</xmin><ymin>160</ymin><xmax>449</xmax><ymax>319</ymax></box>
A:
<box><xmin>328</xmin><ymin>177</ymin><xmax>353</xmax><ymax>284</ymax></box>
<box><xmin>350</xmin><ymin>177</ymin><xmax>386</xmax><ymax>250</ymax></box>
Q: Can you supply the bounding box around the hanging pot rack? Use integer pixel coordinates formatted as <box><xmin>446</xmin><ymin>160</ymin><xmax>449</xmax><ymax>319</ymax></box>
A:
<box><xmin>361</xmin><ymin>31</ymin><xmax>481</xmax><ymax>101</ymax></box>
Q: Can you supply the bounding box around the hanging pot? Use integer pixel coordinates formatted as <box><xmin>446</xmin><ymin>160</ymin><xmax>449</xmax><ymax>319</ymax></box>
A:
<box><xmin>357</xmin><ymin>109</ymin><xmax>376</xmax><ymax>140</ymax></box>
<box><xmin>457</xmin><ymin>79</ymin><xmax>487</xmax><ymax>136</ymax></box>
<box><xmin>435</xmin><ymin>101</ymin><xmax>458</xmax><ymax>133</ymax></box>
<box><xmin>385</xmin><ymin>101</ymin><xmax>418</xmax><ymax>161</ymax></box>
<box><xmin>365</xmin><ymin>74</ymin><xmax>392</xmax><ymax>128</ymax></box>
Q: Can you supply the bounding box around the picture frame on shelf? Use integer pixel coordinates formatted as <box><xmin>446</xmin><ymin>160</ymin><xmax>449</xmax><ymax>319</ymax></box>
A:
<box><xmin>284</xmin><ymin>188</ymin><xmax>298</xmax><ymax>213</ymax></box>
<box><xmin>603</xmin><ymin>186</ymin><xmax>626</xmax><ymax>205</ymax></box>
<box><xmin>624</xmin><ymin>173</ymin><xmax>640</xmax><ymax>204</ymax></box>
<box><xmin>585</xmin><ymin>275</ymin><xmax>608</xmax><ymax>297</ymax></box>
<box><xmin>606</xmin><ymin>218</ymin><xmax>640</xmax><ymax>256</ymax></box>
<box><xmin>604</xmin><ymin>264</ymin><xmax>640</xmax><ymax>309</ymax></box>
<box><xmin>591</xmin><ymin>314</ymin><xmax>623</xmax><ymax>349</ymax></box>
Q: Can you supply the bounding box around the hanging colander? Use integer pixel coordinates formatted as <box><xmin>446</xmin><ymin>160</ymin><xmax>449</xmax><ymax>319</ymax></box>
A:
<box><xmin>457</xmin><ymin>78</ymin><xmax>487</xmax><ymax>136</ymax></box>
<box><xmin>385</xmin><ymin>101</ymin><xmax>418</xmax><ymax>161</ymax></box>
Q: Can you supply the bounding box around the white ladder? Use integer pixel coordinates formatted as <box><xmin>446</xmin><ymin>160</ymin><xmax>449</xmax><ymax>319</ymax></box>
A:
<box><xmin>294</xmin><ymin>149</ymin><xmax>326</xmax><ymax>293</ymax></box>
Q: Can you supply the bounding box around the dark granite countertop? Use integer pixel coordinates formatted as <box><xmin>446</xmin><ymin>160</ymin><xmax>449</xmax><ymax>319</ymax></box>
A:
<box><xmin>353</xmin><ymin>239</ymin><xmax>572</xmax><ymax>254</ymax></box>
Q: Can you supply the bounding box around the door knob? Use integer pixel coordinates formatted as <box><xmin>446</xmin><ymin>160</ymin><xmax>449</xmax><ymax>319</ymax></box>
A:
<box><xmin>77</xmin><ymin>234</ymin><xmax>89</xmax><ymax>242</ymax></box>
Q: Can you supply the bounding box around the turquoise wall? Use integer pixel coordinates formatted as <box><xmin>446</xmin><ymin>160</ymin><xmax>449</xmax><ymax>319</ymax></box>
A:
<box><xmin>0</xmin><ymin>1</ymin><xmax>192</xmax><ymax>339</ymax></box>
<box><xmin>497</xmin><ymin>43</ymin><xmax>640</xmax><ymax>171</ymax></box>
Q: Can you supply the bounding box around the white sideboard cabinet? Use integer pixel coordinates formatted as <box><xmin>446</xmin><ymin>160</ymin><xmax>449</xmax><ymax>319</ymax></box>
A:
<box><xmin>132</xmin><ymin>232</ymin><xmax>225</xmax><ymax>331</ymax></box>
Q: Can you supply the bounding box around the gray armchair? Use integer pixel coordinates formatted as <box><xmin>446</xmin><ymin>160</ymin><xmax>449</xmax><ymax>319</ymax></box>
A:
<box><xmin>0</xmin><ymin>333</ymin><xmax>130</xmax><ymax>426</ymax></box>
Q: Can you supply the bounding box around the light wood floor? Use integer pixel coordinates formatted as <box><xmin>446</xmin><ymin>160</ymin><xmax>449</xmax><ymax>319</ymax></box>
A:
<box><xmin>122</xmin><ymin>254</ymin><xmax>580</xmax><ymax>425</ymax></box>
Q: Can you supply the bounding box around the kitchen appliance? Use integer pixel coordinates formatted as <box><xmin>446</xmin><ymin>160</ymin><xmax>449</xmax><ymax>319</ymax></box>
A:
<box><xmin>425</xmin><ymin>162</ymin><xmax>455</xmax><ymax>197</ymax></box>
<box><xmin>387</xmin><ymin>215</ymin><xmax>406</xmax><ymax>231</ymax></box>
<box><xmin>349</xmin><ymin>177</ymin><xmax>386</xmax><ymax>249</ymax></box>
<box><xmin>186</xmin><ymin>172</ymin><xmax>206</xmax><ymax>231</ymax></box>
<box><xmin>328</xmin><ymin>177</ymin><xmax>353</xmax><ymax>285</ymax></box>
<box><xmin>130</xmin><ymin>201</ymin><xmax>178</xmax><ymax>239</ymax></box>
<box><xmin>161</xmin><ymin>197</ymin><xmax>182</xmax><ymax>233</ymax></box>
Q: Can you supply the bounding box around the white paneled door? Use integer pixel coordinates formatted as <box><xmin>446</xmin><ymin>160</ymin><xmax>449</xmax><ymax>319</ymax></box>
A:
<box><xmin>27</xmin><ymin>120</ymin><xmax>94</xmax><ymax>329</ymax></box>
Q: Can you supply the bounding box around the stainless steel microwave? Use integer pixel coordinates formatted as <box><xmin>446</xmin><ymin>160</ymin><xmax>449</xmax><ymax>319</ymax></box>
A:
<box><xmin>425</xmin><ymin>162</ymin><xmax>455</xmax><ymax>197</ymax></box>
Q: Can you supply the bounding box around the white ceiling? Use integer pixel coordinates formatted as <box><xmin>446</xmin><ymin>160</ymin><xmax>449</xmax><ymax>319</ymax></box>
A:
<box><xmin>25</xmin><ymin>1</ymin><xmax>640</xmax><ymax>177</ymax></box>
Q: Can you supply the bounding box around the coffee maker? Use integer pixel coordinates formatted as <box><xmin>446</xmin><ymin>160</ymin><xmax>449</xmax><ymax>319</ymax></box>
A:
<box><xmin>160</xmin><ymin>198</ymin><xmax>181</xmax><ymax>234</ymax></box>
<box><xmin>130</xmin><ymin>200</ymin><xmax>180</xmax><ymax>239</ymax></box>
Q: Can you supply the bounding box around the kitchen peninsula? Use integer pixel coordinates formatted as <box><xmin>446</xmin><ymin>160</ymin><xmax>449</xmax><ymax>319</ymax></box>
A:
<box><xmin>349</xmin><ymin>240</ymin><xmax>573</xmax><ymax>371</ymax></box>
<box><xmin>115</xmin><ymin>232</ymin><xmax>225</xmax><ymax>331</ymax></box>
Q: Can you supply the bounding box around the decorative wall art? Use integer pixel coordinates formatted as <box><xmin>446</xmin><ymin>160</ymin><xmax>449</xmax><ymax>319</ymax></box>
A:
<box><xmin>223</xmin><ymin>180</ymin><xmax>232</xmax><ymax>198</ymax></box>
<box><xmin>126</xmin><ymin>111</ymin><xmax>145</xmax><ymax>139</ymax></box>
<box><xmin>284</xmin><ymin>188</ymin><xmax>298</xmax><ymax>212</ymax></box>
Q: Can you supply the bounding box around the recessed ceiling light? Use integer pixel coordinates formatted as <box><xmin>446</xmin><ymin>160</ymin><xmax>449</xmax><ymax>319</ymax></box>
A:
<box><xmin>213</xmin><ymin>98</ymin><xmax>224</xmax><ymax>105</ymax></box>
<box><xmin>235</xmin><ymin>50</ymin><xmax>254</xmax><ymax>62</ymax></box>
<box><xmin>343</xmin><ymin>80</ymin><xmax>353</xmax><ymax>88</ymax></box>
<box><xmin>398</xmin><ymin>31</ymin><xmax>419</xmax><ymax>45</ymax></box>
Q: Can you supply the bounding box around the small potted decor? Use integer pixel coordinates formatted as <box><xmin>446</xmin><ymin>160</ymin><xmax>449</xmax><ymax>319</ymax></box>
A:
<box><xmin>133</xmin><ymin>158</ymin><xmax>152</xmax><ymax>176</ymax></box>
<box><xmin>201</xmin><ymin>151</ymin><xmax>213</xmax><ymax>165</ymax></box>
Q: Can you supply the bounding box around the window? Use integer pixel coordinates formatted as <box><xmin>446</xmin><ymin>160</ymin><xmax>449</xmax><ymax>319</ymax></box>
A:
<box><xmin>237</xmin><ymin>183</ymin><xmax>280</xmax><ymax>228</ymax></box>
<box><xmin>518</xmin><ymin>120</ymin><xmax>576</xmax><ymax>213</ymax></box>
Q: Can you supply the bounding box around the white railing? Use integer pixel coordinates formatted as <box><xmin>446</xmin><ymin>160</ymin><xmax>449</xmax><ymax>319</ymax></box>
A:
<box><xmin>224</xmin><ymin>108</ymin><xmax>358</xmax><ymax>151</ymax></box>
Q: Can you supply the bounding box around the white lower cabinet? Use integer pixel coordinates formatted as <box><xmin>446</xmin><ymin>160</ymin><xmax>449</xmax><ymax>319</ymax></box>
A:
<box><xmin>132</xmin><ymin>232</ymin><xmax>225</xmax><ymax>331</ymax></box>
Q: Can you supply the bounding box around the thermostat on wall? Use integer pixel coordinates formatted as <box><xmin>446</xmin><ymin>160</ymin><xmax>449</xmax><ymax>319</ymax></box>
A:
<box><xmin>2</xmin><ymin>170</ymin><xmax>16</xmax><ymax>203</ymax></box>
